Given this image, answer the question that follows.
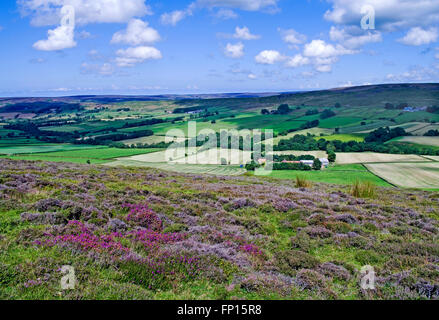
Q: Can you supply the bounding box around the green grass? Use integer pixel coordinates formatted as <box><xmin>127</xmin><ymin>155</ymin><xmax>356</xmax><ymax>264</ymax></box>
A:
<box><xmin>2</xmin><ymin>155</ymin><xmax>110</xmax><ymax>164</ymax></box>
<box><xmin>223</xmin><ymin>114</ymin><xmax>306</xmax><ymax>133</ymax></box>
<box><xmin>316</xmin><ymin>134</ymin><xmax>365</xmax><ymax>142</ymax></box>
<box><xmin>318</xmin><ymin>117</ymin><xmax>363</xmax><ymax>129</ymax></box>
<box><xmin>266</xmin><ymin>164</ymin><xmax>391</xmax><ymax>187</ymax></box>
<box><xmin>0</xmin><ymin>144</ymin><xmax>105</xmax><ymax>155</ymax></box>
<box><xmin>3</xmin><ymin>148</ymin><xmax>161</xmax><ymax>164</ymax></box>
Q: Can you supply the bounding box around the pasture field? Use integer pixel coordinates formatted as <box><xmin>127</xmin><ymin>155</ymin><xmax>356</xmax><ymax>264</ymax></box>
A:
<box><xmin>122</xmin><ymin>135</ymin><xmax>186</xmax><ymax>146</ymax></box>
<box><xmin>335</xmin><ymin>152</ymin><xmax>427</xmax><ymax>164</ymax></box>
<box><xmin>31</xmin><ymin>148</ymin><xmax>162</xmax><ymax>159</ymax></box>
<box><xmin>0</xmin><ymin>138</ymin><xmax>42</xmax><ymax>146</ymax></box>
<box><xmin>105</xmin><ymin>160</ymin><xmax>246</xmax><ymax>176</ymax></box>
<box><xmin>394</xmin><ymin>111</ymin><xmax>439</xmax><ymax>124</ymax></box>
<box><xmin>0</xmin><ymin>144</ymin><xmax>103</xmax><ymax>155</ymax></box>
<box><xmin>2</xmin><ymin>148</ymin><xmax>160</xmax><ymax>165</ymax></box>
<box><xmin>409</xmin><ymin>124</ymin><xmax>439</xmax><ymax>136</ymax></box>
<box><xmin>391</xmin><ymin>136</ymin><xmax>439</xmax><ymax>147</ymax></box>
<box><xmin>342</xmin><ymin>120</ymin><xmax>394</xmax><ymax>134</ymax></box>
<box><xmin>222</xmin><ymin>114</ymin><xmax>306</xmax><ymax>133</ymax></box>
<box><xmin>122</xmin><ymin>120</ymin><xmax>238</xmax><ymax>135</ymax></box>
<box><xmin>3</xmin><ymin>155</ymin><xmax>109</xmax><ymax>164</ymax></box>
<box><xmin>266</xmin><ymin>164</ymin><xmax>391</xmax><ymax>186</ymax></box>
<box><xmin>317</xmin><ymin>134</ymin><xmax>365</xmax><ymax>142</ymax></box>
<box><xmin>318</xmin><ymin>117</ymin><xmax>362</xmax><ymax>129</ymax></box>
<box><xmin>365</xmin><ymin>162</ymin><xmax>439</xmax><ymax>189</ymax></box>
<box><xmin>273</xmin><ymin>128</ymin><xmax>333</xmax><ymax>144</ymax></box>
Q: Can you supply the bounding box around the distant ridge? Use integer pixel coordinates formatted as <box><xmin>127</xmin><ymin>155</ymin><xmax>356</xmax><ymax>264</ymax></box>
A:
<box><xmin>0</xmin><ymin>83</ymin><xmax>438</xmax><ymax>106</ymax></box>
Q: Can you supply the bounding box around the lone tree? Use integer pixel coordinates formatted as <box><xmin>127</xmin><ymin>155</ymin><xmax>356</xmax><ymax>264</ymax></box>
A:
<box><xmin>277</xmin><ymin>104</ymin><xmax>291</xmax><ymax>115</ymax></box>
<box><xmin>313</xmin><ymin>159</ymin><xmax>322</xmax><ymax>171</ymax></box>
<box><xmin>261</xmin><ymin>109</ymin><xmax>270</xmax><ymax>115</ymax></box>
<box><xmin>327</xmin><ymin>151</ymin><xmax>336</xmax><ymax>163</ymax></box>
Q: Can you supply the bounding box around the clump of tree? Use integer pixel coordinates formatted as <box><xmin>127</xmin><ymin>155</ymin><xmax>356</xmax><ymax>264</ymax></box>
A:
<box><xmin>305</xmin><ymin>109</ymin><xmax>319</xmax><ymax>116</ymax></box>
<box><xmin>245</xmin><ymin>162</ymin><xmax>260</xmax><ymax>171</ymax></box>
<box><xmin>261</xmin><ymin>109</ymin><xmax>270</xmax><ymax>115</ymax></box>
<box><xmin>122</xmin><ymin>118</ymin><xmax>164</xmax><ymax>129</ymax></box>
<box><xmin>300</xmin><ymin>120</ymin><xmax>320</xmax><ymax>130</ymax></box>
<box><xmin>427</xmin><ymin>106</ymin><xmax>439</xmax><ymax>114</ymax></box>
<box><xmin>274</xmin><ymin>128</ymin><xmax>439</xmax><ymax>156</ymax></box>
<box><xmin>320</xmin><ymin>109</ymin><xmax>336</xmax><ymax>119</ymax></box>
<box><xmin>273</xmin><ymin>154</ymin><xmax>315</xmax><ymax>162</ymax></box>
<box><xmin>424</xmin><ymin>129</ymin><xmax>439</xmax><ymax>136</ymax></box>
<box><xmin>277</xmin><ymin>104</ymin><xmax>291</xmax><ymax>115</ymax></box>
<box><xmin>312</xmin><ymin>159</ymin><xmax>322</xmax><ymax>171</ymax></box>
<box><xmin>364</xmin><ymin>127</ymin><xmax>408</xmax><ymax>143</ymax></box>
<box><xmin>273</xmin><ymin>162</ymin><xmax>312</xmax><ymax>171</ymax></box>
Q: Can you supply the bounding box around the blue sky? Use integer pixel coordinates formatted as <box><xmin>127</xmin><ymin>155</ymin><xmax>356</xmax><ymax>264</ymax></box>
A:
<box><xmin>0</xmin><ymin>0</ymin><xmax>439</xmax><ymax>97</ymax></box>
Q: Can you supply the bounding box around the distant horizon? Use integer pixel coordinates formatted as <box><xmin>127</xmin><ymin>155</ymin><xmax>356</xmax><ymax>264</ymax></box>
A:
<box><xmin>1</xmin><ymin>82</ymin><xmax>439</xmax><ymax>99</ymax></box>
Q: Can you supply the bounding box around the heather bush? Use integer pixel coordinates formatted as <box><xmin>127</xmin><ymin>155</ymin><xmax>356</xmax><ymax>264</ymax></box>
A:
<box><xmin>318</xmin><ymin>262</ymin><xmax>351</xmax><ymax>281</ymax></box>
<box><xmin>295</xmin><ymin>269</ymin><xmax>326</xmax><ymax>291</ymax></box>
<box><xmin>119</xmin><ymin>252</ymin><xmax>200</xmax><ymax>290</ymax></box>
<box><xmin>303</xmin><ymin>226</ymin><xmax>333</xmax><ymax>239</ymax></box>
<box><xmin>276</xmin><ymin>250</ymin><xmax>320</xmax><ymax>276</ymax></box>
<box><xmin>123</xmin><ymin>204</ymin><xmax>163</xmax><ymax>231</ymax></box>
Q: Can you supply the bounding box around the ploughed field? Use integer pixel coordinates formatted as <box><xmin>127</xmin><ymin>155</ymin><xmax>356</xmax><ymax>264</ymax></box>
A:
<box><xmin>0</xmin><ymin>159</ymin><xmax>438</xmax><ymax>300</ymax></box>
<box><xmin>365</xmin><ymin>162</ymin><xmax>439</xmax><ymax>189</ymax></box>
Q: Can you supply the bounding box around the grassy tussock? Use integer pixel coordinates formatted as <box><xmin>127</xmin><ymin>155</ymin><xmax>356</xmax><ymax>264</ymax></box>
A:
<box><xmin>295</xmin><ymin>176</ymin><xmax>313</xmax><ymax>188</ymax></box>
<box><xmin>351</xmin><ymin>180</ymin><xmax>377</xmax><ymax>198</ymax></box>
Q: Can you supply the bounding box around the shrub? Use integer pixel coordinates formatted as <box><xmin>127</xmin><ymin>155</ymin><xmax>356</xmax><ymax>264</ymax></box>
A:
<box><xmin>351</xmin><ymin>180</ymin><xmax>376</xmax><ymax>198</ymax></box>
<box><xmin>327</xmin><ymin>151</ymin><xmax>336</xmax><ymax>163</ymax></box>
<box><xmin>119</xmin><ymin>252</ymin><xmax>200</xmax><ymax>290</ymax></box>
<box><xmin>312</xmin><ymin>159</ymin><xmax>322</xmax><ymax>171</ymax></box>
<box><xmin>276</xmin><ymin>250</ymin><xmax>320</xmax><ymax>276</ymax></box>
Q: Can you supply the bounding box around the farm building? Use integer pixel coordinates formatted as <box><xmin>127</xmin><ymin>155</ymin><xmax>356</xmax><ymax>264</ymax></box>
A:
<box><xmin>300</xmin><ymin>160</ymin><xmax>314</xmax><ymax>166</ymax></box>
<box><xmin>300</xmin><ymin>158</ymin><xmax>330</xmax><ymax>169</ymax></box>
<box><xmin>319</xmin><ymin>158</ymin><xmax>330</xmax><ymax>168</ymax></box>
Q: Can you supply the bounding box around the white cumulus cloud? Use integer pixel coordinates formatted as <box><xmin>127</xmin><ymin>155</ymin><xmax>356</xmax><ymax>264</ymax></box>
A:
<box><xmin>398</xmin><ymin>27</ymin><xmax>438</xmax><ymax>46</ymax></box>
<box><xmin>279</xmin><ymin>28</ymin><xmax>306</xmax><ymax>45</ymax></box>
<box><xmin>19</xmin><ymin>0</ymin><xmax>151</xmax><ymax>26</ymax></box>
<box><xmin>304</xmin><ymin>39</ymin><xmax>354</xmax><ymax>58</ymax></box>
<box><xmin>33</xmin><ymin>24</ymin><xmax>76</xmax><ymax>51</ymax></box>
<box><xmin>303</xmin><ymin>39</ymin><xmax>356</xmax><ymax>72</ymax></box>
<box><xmin>111</xmin><ymin>19</ymin><xmax>160</xmax><ymax>46</ymax></box>
<box><xmin>255</xmin><ymin>50</ymin><xmax>284</xmax><ymax>64</ymax></box>
<box><xmin>233</xmin><ymin>26</ymin><xmax>260</xmax><ymax>40</ymax></box>
<box><xmin>285</xmin><ymin>54</ymin><xmax>310</xmax><ymax>68</ymax></box>
<box><xmin>225</xmin><ymin>42</ymin><xmax>244</xmax><ymax>58</ymax></box>
<box><xmin>116</xmin><ymin>46</ymin><xmax>162</xmax><ymax>67</ymax></box>
<box><xmin>324</xmin><ymin>0</ymin><xmax>439</xmax><ymax>31</ymax></box>
<box><xmin>161</xmin><ymin>0</ymin><xmax>278</xmax><ymax>26</ymax></box>
<box><xmin>329</xmin><ymin>26</ymin><xmax>382</xmax><ymax>49</ymax></box>
<box><xmin>196</xmin><ymin>0</ymin><xmax>278</xmax><ymax>11</ymax></box>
